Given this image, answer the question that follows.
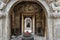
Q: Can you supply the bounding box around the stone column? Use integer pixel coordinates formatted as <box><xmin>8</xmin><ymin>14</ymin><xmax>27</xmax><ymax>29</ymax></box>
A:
<box><xmin>47</xmin><ymin>17</ymin><xmax>53</xmax><ymax>40</ymax></box>
<box><xmin>2</xmin><ymin>14</ymin><xmax>6</xmax><ymax>40</ymax></box>
<box><xmin>53</xmin><ymin>18</ymin><xmax>60</xmax><ymax>40</ymax></box>
<box><xmin>0</xmin><ymin>10</ymin><xmax>6</xmax><ymax>40</ymax></box>
<box><xmin>33</xmin><ymin>15</ymin><xmax>35</xmax><ymax>34</ymax></box>
<box><xmin>0</xmin><ymin>1</ymin><xmax>7</xmax><ymax>40</ymax></box>
<box><xmin>0</xmin><ymin>11</ymin><xmax>3</xmax><ymax>40</ymax></box>
<box><xmin>0</xmin><ymin>19</ymin><xmax>2</xmax><ymax>40</ymax></box>
<box><xmin>22</xmin><ymin>14</ymin><xmax>24</xmax><ymax>34</ymax></box>
<box><xmin>2</xmin><ymin>11</ymin><xmax>10</xmax><ymax>40</ymax></box>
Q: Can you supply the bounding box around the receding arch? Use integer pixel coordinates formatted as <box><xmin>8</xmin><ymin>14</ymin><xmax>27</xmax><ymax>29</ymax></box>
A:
<box><xmin>4</xmin><ymin>0</ymin><xmax>50</xmax><ymax>40</ymax></box>
<box><xmin>9</xmin><ymin>1</ymin><xmax>46</xmax><ymax>37</ymax></box>
<box><xmin>9</xmin><ymin>0</ymin><xmax>48</xmax><ymax>15</ymax></box>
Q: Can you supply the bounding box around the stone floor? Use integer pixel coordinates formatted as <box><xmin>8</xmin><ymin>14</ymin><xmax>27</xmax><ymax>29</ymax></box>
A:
<box><xmin>11</xmin><ymin>35</ymin><xmax>46</xmax><ymax>40</ymax></box>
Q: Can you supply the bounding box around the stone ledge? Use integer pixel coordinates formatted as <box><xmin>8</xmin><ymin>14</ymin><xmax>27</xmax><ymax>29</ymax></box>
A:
<box><xmin>50</xmin><ymin>13</ymin><xmax>60</xmax><ymax>19</ymax></box>
<box><xmin>0</xmin><ymin>15</ymin><xmax>6</xmax><ymax>19</ymax></box>
<box><xmin>0</xmin><ymin>11</ymin><xmax>6</xmax><ymax>19</ymax></box>
<box><xmin>47</xmin><ymin>12</ymin><xmax>60</xmax><ymax>19</ymax></box>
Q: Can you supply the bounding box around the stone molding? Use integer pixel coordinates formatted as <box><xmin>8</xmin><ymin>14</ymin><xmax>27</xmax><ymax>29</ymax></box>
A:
<box><xmin>51</xmin><ymin>2</ymin><xmax>60</xmax><ymax>11</ymax></box>
<box><xmin>46</xmin><ymin>0</ymin><xmax>60</xmax><ymax>14</ymax></box>
<box><xmin>0</xmin><ymin>11</ymin><xmax>6</xmax><ymax>19</ymax></box>
<box><xmin>50</xmin><ymin>12</ymin><xmax>60</xmax><ymax>19</ymax></box>
<box><xmin>45</xmin><ymin>0</ymin><xmax>60</xmax><ymax>19</ymax></box>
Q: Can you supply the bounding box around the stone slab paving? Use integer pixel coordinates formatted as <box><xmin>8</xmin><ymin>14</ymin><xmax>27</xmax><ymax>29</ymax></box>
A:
<box><xmin>11</xmin><ymin>35</ymin><xmax>45</xmax><ymax>40</ymax></box>
<box><xmin>34</xmin><ymin>35</ymin><xmax>46</xmax><ymax>40</ymax></box>
<box><xmin>11</xmin><ymin>35</ymin><xmax>22</xmax><ymax>40</ymax></box>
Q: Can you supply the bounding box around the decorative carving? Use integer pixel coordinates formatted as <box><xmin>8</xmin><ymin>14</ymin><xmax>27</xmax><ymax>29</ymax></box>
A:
<box><xmin>50</xmin><ymin>0</ymin><xmax>60</xmax><ymax>13</ymax></box>
<box><xmin>46</xmin><ymin>0</ymin><xmax>60</xmax><ymax>14</ymax></box>
<box><xmin>51</xmin><ymin>3</ymin><xmax>60</xmax><ymax>11</ymax></box>
<box><xmin>55</xmin><ymin>0</ymin><xmax>60</xmax><ymax>6</ymax></box>
<box><xmin>0</xmin><ymin>1</ymin><xmax>6</xmax><ymax>10</ymax></box>
<box><xmin>13</xmin><ymin>2</ymin><xmax>41</xmax><ymax>13</ymax></box>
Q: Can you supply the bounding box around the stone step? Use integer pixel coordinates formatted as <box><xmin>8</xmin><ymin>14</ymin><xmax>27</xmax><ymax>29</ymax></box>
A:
<box><xmin>11</xmin><ymin>35</ymin><xmax>46</xmax><ymax>40</ymax></box>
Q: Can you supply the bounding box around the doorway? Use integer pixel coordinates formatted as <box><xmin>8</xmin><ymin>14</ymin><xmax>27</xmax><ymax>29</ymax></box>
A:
<box><xmin>22</xmin><ymin>14</ymin><xmax>35</xmax><ymax>34</ymax></box>
<box><xmin>10</xmin><ymin>1</ymin><xmax>46</xmax><ymax>37</ymax></box>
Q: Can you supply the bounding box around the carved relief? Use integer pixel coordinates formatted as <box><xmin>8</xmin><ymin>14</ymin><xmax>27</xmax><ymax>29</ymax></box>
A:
<box><xmin>46</xmin><ymin>0</ymin><xmax>60</xmax><ymax>18</ymax></box>
<box><xmin>46</xmin><ymin>0</ymin><xmax>60</xmax><ymax>13</ymax></box>
<box><xmin>0</xmin><ymin>1</ymin><xmax>6</xmax><ymax>10</ymax></box>
<box><xmin>0</xmin><ymin>0</ymin><xmax>10</xmax><ymax>10</ymax></box>
<box><xmin>13</xmin><ymin>2</ymin><xmax>41</xmax><ymax>13</ymax></box>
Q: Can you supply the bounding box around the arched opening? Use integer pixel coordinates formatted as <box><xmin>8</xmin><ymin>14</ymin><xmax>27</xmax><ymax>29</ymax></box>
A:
<box><xmin>9</xmin><ymin>1</ymin><xmax>46</xmax><ymax>39</ymax></box>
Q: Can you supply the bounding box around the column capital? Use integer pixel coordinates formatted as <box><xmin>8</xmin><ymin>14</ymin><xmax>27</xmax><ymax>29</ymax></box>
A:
<box><xmin>0</xmin><ymin>11</ymin><xmax>6</xmax><ymax>19</ymax></box>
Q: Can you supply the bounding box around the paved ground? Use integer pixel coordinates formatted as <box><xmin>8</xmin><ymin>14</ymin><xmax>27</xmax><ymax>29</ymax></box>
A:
<box><xmin>11</xmin><ymin>35</ymin><xmax>46</xmax><ymax>40</ymax></box>
<box><xmin>11</xmin><ymin>35</ymin><xmax>22</xmax><ymax>40</ymax></box>
<box><xmin>34</xmin><ymin>35</ymin><xmax>46</xmax><ymax>40</ymax></box>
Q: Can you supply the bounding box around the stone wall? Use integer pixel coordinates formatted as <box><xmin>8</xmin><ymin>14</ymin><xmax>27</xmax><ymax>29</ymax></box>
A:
<box><xmin>0</xmin><ymin>0</ymin><xmax>60</xmax><ymax>40</ymax></box>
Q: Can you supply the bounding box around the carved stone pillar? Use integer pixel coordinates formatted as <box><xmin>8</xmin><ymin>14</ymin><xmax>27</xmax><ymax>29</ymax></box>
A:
<box><xmin>0</xmin><ymin>10</ymin><xmax>6</xmax><ymax>40</ymax></box>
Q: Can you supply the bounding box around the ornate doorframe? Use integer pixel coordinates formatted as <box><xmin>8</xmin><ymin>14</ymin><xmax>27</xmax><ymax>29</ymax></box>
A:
<box><xmin>4</xmin><ymin>0</ymin><xmax>51</xmax><ymax>40</ymax></box>
<box><xmin>22</xmin><ymin>14</ymin><xmax>35</xmax><ymax>34</ymax></box>
<box><xmin>9</xmin><ymin>1</ymin><xmax>47</xmax><ymax>40</ymax></box>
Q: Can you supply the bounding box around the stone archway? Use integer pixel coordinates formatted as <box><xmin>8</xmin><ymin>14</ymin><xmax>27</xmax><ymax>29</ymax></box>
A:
<box><xmin>9</xmin><ymin>1</ymin><xmax>46</xmax><ymax>40</ymax></box>
<box><xmin>4</xmin><ymin>0</ymin><xmax>51</xmax><ymax>40</ymax></box>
